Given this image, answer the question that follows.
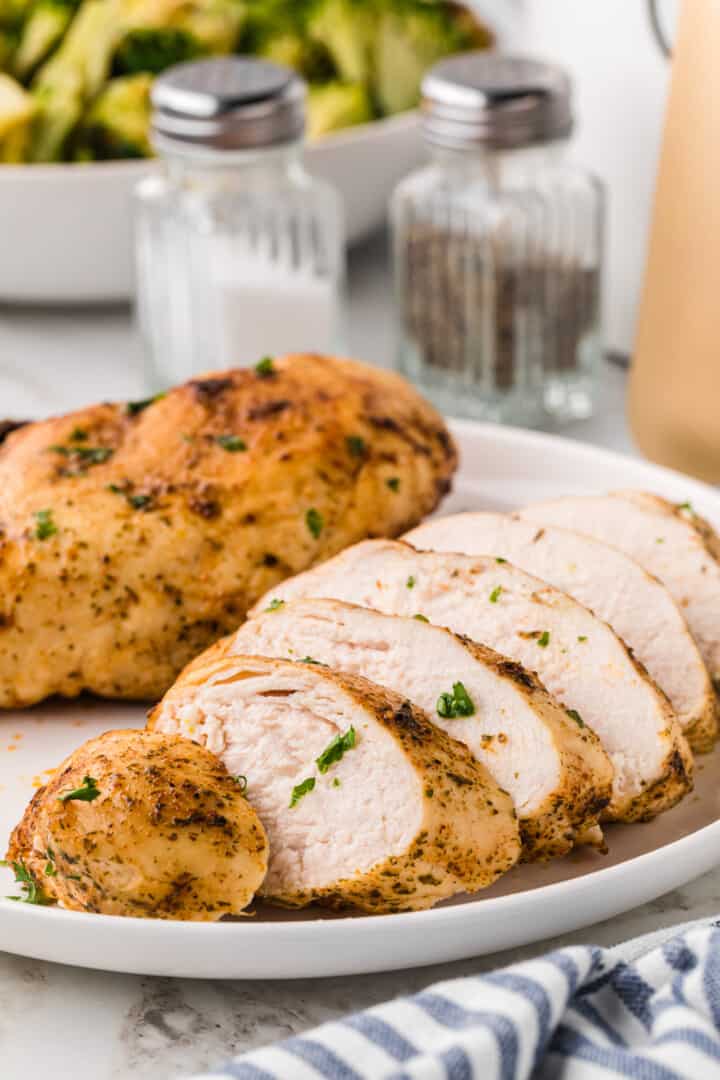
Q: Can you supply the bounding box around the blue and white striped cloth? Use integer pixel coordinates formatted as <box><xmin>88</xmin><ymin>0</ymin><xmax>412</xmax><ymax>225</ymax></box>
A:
<box><xmin>191</xmin><ymin>916</ymin><xmax>720</xmax><ymax>1079</ymax></box>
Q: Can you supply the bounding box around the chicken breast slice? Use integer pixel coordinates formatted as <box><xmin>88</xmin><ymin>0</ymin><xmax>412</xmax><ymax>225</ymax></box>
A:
<box><xmin>215</xmin><ymin>598</ymin><xmax>612</xmax><ymax>859</ymax></box>
<box><xmin>252</xmin><ymin>541</ymin><xmax>693</xmax><ymax>822</ymax></box>
<box><xmin>149</xmin><ymin>655</ymin><xmax>520</xmax><ymax>913</ymax></box>
<box><xmin>521</xmin><ymin>493</ymin><xmax>720</xmax><ymax>707</ymax></box>
<box><xmin>406</xmin><ymin>512</ymin><xmax>716</xmax><ymax>752</ymax></box>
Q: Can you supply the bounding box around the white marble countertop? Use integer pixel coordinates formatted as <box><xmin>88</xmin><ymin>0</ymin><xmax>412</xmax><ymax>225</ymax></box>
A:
<box><xmin>0</xmin><ymin>233</ymin><xmax>715</xmax><ymax>1080</ymax></box>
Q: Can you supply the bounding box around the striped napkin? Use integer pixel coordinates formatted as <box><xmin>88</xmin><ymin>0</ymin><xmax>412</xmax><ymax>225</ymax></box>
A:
<box><xmin>190</xmin><ymin>915</ymin><xmax>720</xmax><ymax>1079</ymax></box>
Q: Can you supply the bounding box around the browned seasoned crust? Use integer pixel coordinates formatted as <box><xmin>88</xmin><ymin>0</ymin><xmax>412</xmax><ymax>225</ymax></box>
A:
<box><xmin>149</xmin><ymin>656</ymin><xmax>521</xmax><ymax>914</ymax></box>
<box><xmin>0</xmin><ymin>355</ymin><xmax>456</xmax><ymax>708</ymax></box>
<box><xmin>7</xmin><ymin>729</ymin><xmax>268</xmax><ymax>920</ymax></box>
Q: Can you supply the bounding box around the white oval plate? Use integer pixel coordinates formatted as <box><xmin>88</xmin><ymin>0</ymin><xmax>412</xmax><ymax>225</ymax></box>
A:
<box><xmin>1</xmin><ymin>419</ymin><xmax>719</xmax><ymax>979</ymax></box>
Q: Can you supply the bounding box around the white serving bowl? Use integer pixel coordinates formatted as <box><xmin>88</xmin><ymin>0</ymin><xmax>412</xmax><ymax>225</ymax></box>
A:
<box><xmin>0</xmin><ymin>111</ymin><xmax>424</xmax><ymax>304</ymax></box>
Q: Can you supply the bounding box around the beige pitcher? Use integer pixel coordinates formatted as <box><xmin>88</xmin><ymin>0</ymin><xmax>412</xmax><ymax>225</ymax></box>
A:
<box><xmin>629</xmin><ymin>0</ymin><xmax>720</xmax><ymax>482</ymax></box>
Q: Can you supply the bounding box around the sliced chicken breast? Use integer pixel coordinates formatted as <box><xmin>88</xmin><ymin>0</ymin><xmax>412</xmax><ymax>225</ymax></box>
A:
<box><xmin>149</xmin><ymin>655</ymin><xmax>520</xmax><ymax>913</ymax></box>
<box><xmin>252</xmin><ymin>541</ymin><xmax>693</xmax><ymax>822</ymax></box>
<box><xmin>522</xmin><ymin>493</ymin><xmax>720</xmax><ymax>705</ymax></box>
<box><xmin>406</xmin><ymin>512</ymin><xmax>716</xmax><ymax>752</ymax></box>
<box><xmin>212</xmin><ymin>598</ymin><xmax>612</xmax><ymax>859</ymax></box>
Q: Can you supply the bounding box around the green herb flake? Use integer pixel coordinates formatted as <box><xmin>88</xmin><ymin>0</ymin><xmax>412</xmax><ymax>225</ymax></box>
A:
<box><xmin>299</xmin><ymin>655</ymin><xmax>322</xmax><ymax>665</ymax></box>
<box><xmin>346</xmin><ymin>435</ymin><xmax>366</xmax><ymax>458</ymax></box>
<box><xmin>58</xmin><ymin>775</ymin><xmax>101</xmax><ymax>804</ymax></box>
<box><xmin>306</xmin><ymin>508</ymin><xmax>324</xmax><ymax>539</ymax></box>
<box><xmin>406</xmin><ymin>575</ymin><xmax>416</xmax><ymax>589</ymax></box>
<box><xmin>234</xmin><ymin>775</ymin><xmax>248</xmax><ymax>793</ymax></box>
<box><xmin>489</xmin><ymin>586</ymin><xmax>502</xmax><ymax>603</ymax></box>
<box><xmin>316</xmin><ymin>727</ymin><xmax>357</xmax><ymax>774</ymax></box>
<box><xmin>7</xmin><ymin>861</ymin><xmax>51</xmax><ymax>906</ymax></box>
<box><xmin>677</xmin><ymin>501</ymin><xmax>694</xmax><ymax>513</ymax></box>
<box><xmin>265</xmin><ymin>598</ymin><xmax>285</xmax><ymax>612</ymax></box>
<box><xmin>255</xmin><ymin>356</ymin><xmax>275</xmax><ymax>377</ymax></box>
<box><xmin>69</xmin><ymin>427</ymin><xmax>88</xmax><ymax>442</ymax></box>
<box><xmin>437</xmin><ymin>682</ymin><xmax>475</xmax><ymax>719</ymax></box>
<box><xmin>386</xmin><ymin>477</ymin><xmax>400</xmax><ymax>492</ymax></box>
<box><xmin>577</xmin><ymin>635</ymin><xmax>588</xmax><ymax>643</ymax></box>
<box><xmin>126</xmin><ymin>392</ymin><xmax>165</xmax><ymax>416</ymax></box>
<box><xmin>216</xmin><ymin>435</ymin><xmax>247</xmax><ymax>453</ymax></box>
<box><xmin>128</xmin><ymin>494</ymin><xmax>153</xmax><ymax>511</ymax></box>
<box><xmin>332</xmin><ymin>777</ymin><xmax>341</xmax><ymax>788</ymax></box>
<box><xmin>289</xmin><ymin>776</ymin><xmax>315</xmax><ymax>808</ymax></box>
<box><xmin>495</xmin><ymin>557</ymin><xmax>507</xmax><ymax>564</ymax></box>
<box><xmin>34</xmin><ymin>509</ymin><xmax>57</xmax><ymax>541</ymax></box>
<box><xmin>566</xmin><ymin>708</ymin><xmax>585</xmax><ymax>728</ymax></box>
<box><xmin>656</xmin><ymin>537</ymin><xmax>665</xmax><ymax>544</ymax></box>
<box><xmin>44</xmin><ymin>861</ymin><xmax>57</xmax><ymax>877</ymax></box>
<box><xmin>537</xmin><ymin>631</ymin><xmax>551</xmax><ymax>648</ymax></box>
<box><xmin>413</xmin><ymin>614</ymin><xmax>429</xmax><ymax>623</ymax></box>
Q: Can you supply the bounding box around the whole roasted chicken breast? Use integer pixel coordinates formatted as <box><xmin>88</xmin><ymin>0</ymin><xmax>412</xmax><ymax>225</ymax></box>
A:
<box><xmin>0</xmin><ymin>354</ymin><xmax>455</xmax><ymax>707</ymax></box>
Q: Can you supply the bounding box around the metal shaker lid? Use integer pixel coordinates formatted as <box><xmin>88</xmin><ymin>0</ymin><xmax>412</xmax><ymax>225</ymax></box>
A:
<box><xmin>151</xmin><ymin>57</ymin><xmax>306</xmax><ymax>152</ymax></box>
<box><xmin>421</xmin><ymin>53</ymin><xmax>574</xmax><ymax>150</ymax></box>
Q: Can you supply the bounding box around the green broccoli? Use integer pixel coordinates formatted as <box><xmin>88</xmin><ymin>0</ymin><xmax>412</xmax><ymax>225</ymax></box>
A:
<box><xmin>0</xmin><ymin>71</ymin><xmax>36</xmax><ymax>161</ymax></box>
<box><xmin>112</xmin><ymin>27</ymin><xmax>205</xmax><ymax>75</ymax></box>
<box><xmin>29</xmin><ymin>0</ymin><xmax>123</xmax><ymax>161</ymax></box>
<box><xmin>373</xmin><ymin>2</ymin><xmax>479</xmax><ymax>116</ymax></box>
<box><xmin>238</xmin><ymin>0</ymin><xmax>326</xmax><ymax>81</ymax></box>
<box><xmin>75</xmin><ymin>71</ymin><xmax>152</xmax><ymax>158</ymax></box>
<box><xmin>307</xmin><ymin>80</ymin><xmax>372</xmax><ymax>139</ymax></box>
<box><xmin>306</xmin><ymin>0</ymin><xmax>377</xmax><ymax>85</ymax></box>
<box><xmin>13</xmin><ymin>0</ymin><xmax>82</xmax><ymax>82</ymax></box>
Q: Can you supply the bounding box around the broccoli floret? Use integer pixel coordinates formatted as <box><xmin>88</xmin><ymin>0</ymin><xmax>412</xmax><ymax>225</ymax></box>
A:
<box><xmin>0</xmin><ymin>71</ymin><xmax>36</xmax><ymax>161</ymax></box>
<box><xmin>306</xmin><ymin>0</ymin><xmax>377</xmax><ymax>85</ymax></box>
<box><xmin>13</xmin><ymin>0</ymin><xmax>82</xmax><ymax>82</ymax></box>
<box><xmin>373</xmin><ymin>2</ymin><xmax>473</xmax><ymax>116</ymax></box>
<box><xmin>75</xmin><ymin>71</ymin><xmax>152</xmax><ymax>158</ymax></box>
<box><xmin>113</xmin><ymin>27</ymin><xmax>205</xmax><ymax>75</ymax></box>
<box><xmin>307</xmin><ymin>80</ymin><xmax>372</xmax><ymax>139</ymax></box>
<box><xmin>29</xmin><ymin>0</ymin><xmax>124</xmax><ymax>161</ymax></box>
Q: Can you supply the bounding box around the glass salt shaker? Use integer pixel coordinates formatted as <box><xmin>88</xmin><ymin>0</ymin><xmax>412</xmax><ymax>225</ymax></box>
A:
<box><xmin>134</xmin><ymin>58</ymin><xmax>344</xmax><ymax>388</ymax></box>
<box><xmin>391</xmin><ymin>54</ymin><xmax>604</xmax><ymax>425</ymax></box>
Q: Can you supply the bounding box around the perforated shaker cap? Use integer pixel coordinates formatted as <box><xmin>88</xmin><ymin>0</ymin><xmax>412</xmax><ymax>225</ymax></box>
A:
<box><xmin>421</xmin><ymin>53</ymin><xmax>574</xmax><ymax>150</ymax></box>
<box><xmin>151</xmin><ymin>57</ymin><xmax>306</xmax><ymax>152</ymax></box>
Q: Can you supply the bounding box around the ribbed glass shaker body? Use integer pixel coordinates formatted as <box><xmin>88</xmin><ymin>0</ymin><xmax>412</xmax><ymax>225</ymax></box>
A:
<box><xmin>135</xmin><ymin>142</ymin><xmax>344</xmax><ymax>388</ymax></box>
<box><xmin>391</xmin><ymin>139</ymin><xmax>604</xmax><ymax>425</ymax></box>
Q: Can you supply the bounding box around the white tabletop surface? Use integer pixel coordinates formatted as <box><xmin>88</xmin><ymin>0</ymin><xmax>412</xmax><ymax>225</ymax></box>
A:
<box><xmin>0</xmin><ymin>233</ymin><xmax>716</xmax><ymax>1080</ymax></box>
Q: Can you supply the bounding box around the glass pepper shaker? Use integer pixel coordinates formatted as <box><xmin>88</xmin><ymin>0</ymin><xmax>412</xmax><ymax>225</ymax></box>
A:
<box><xmin>134</xmin><ymin>58</ymin><xmax>344</xmax><ymax>388</ymax></box>
<box><xmin>391</xmin><ymin>53</ymin><xmax>605</xmax><ymax>426</ymax></box>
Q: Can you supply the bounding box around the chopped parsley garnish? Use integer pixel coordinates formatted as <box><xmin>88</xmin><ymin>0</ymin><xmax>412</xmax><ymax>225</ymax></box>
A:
<box><xmin>216</xmin><ymin>435</ymin><xmax>247</xmax><ymax>453</ymax></box>
<box><xmin>386</xmin><ymin>477</ymin><xmax>400</xmax><ymax>492</ymax></box>
<box><xmin>300</xmin><ymin>656</ymin><xmax>322</xmax><ymax>665</ymax></box>
<box><xmin>489</xmin><ymin>586</ymin><xmax>502</xmax><ymax>603</ymax></box>
<box><xmin>332</xmin><ymin>778</ymin><xmax>341</xmax><ymax>788</ymax></box>
<box><xmin>346</xmin><ymin>435</ymin><xmax>366</xmax><ymax>458</ymax></box>
<box><xmin>128</xmin><ymin>494</ymin><xmax>153</xmax><ymax>511</ymax></box>
<box><xmin>255</xmin><ymin>356</ymin><xmax>275</xmax><ymax>377</ymax></box>
<box><xmin>289</xmin><ymin>776</ymin><xmax>315</xmax><ymax>808</ymax></box>
<box><xmin>234</xmin><ymin>775</ymin><xmax>248</xmax><ymax>793</ymax></box>
<box><xmin>316</xmin><ymin>727</ymin><xmax>357</xmax><ymax>774</ymax></box>
<box><xmin>406</xmin><ymin>575</ymin><xmax>416</xmax><ymax>589</ymax></box>
<box><xmin>69</xmin><ymin>427</ymin><xmax>88</xmax><ymax>442</ymax></box>
<box><xmin>537</xmin><ymin>631</ymin><xmax>551</xmax><ymax>648</ymax></box>
<box><xmin>6</xmin><ymin>861</ymin><xmax>51</xmax><ymax>905</ymax></box>
<box><xmin>34</xmin><ymin>509</ymin><xmax>57</xmax><ymax>541</ymax></box>
<box><xmin>566</xmin><ymin>708</ymin><xmax>585</xmax><ymax>728</ymax></box>
<box><xmin>677</xmin><ymin>501</ymin><xmax>694</xmax><ymax>513</ymax></box>
<box><xmin>51</xmin><ymin>445</ymin><xmax>113</xmax><ymax>465</ymax></box>
<box><xmin>265</xmin><ymin>598</ymin><xmax>285</xmax><ymax>612</ymax></box>
<box><xmin>58</xmin><ymin>775</ymin><xmax>101</xmax><ymax>803</ymax></box>
<box><xmin>44</xmin><ymin>861</ymin><xmax>57</xmax><ymax>877</ymax></box>
<box><xmin>413</xmin><ymin>613</ymin><xmax>429</xmax><ymax>622</ymax></box>
<box><xmin>577</xmin><ymin>635</ymin><xmax>588</xmax><ymax>643</ymax></box>
<box><xmin>495</xmin><ymin>557</ymin><xmax>507</xmax><ymax>564</ymax></box>
<box><xmin>437</xmin><ymin>682</ymin><xmax>475</xmax><ymax>719</ymax></box>
<box><xmin>126</xmin><ymin>392</ymin><xmax>165</xmax><ymax>416</ymax></box>
<box><xmin>306</xmin><ymin>508</ymin><xmax>324</xmax><ymax>539</ymax></box>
